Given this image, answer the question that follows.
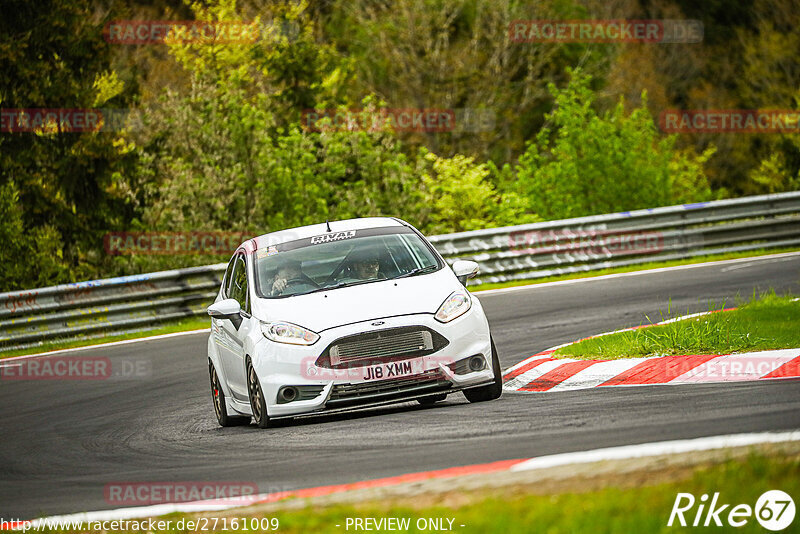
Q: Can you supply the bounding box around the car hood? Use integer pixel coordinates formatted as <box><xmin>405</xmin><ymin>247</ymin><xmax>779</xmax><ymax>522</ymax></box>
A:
<box><xmin>252</xmin><ymin>268</ymin><xmax>460</xmax><ymax>332</ymax></box>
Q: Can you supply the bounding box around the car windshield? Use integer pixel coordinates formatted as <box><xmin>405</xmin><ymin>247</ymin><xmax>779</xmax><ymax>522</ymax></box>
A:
<box><xmin>253</xmin><ymin>226</ymin><xmax>442</xmax><ymax>298</ymax></box>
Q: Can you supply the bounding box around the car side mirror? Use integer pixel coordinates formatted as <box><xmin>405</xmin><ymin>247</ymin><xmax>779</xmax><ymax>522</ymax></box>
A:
<box><xmin>452</xmin><ymin>260</ymin><xmax>479</xmax><ymax>286</ymax></box>
<box><xmin>208</xmin><ymin>298</ymin><xmax>243</xmax><ymax>329</ymax></box>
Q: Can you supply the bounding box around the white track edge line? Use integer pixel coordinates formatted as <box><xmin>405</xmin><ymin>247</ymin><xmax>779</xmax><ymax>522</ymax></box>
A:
<box><xmin>1</xmin><ymin>329</ymin><xmax>210</xmax><ymax>361</ymax></box>
<box><xmin>510</xmin><ymin>431</ymin><xmax>800</xmax><ymax>472</ymax></box>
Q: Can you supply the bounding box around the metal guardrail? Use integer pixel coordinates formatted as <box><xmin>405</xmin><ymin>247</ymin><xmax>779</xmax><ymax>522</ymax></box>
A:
<box><xmin>2</xmin><ymin>191</ymin><xmax>800</xmax><ymax>352</ymax></box>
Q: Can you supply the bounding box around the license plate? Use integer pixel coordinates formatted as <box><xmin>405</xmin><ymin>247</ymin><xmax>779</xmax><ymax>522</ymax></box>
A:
<box><xmin>362</xmin><ymin>359</ymin><xmax>422</xmax><ymax>381</ymax></box>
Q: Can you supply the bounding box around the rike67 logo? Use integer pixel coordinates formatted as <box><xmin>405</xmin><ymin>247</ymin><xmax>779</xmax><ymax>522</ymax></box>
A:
<box><xmin>668</xmin><ymin>490</ymin><xmax>795</xmax><ymax>531</ymax></box>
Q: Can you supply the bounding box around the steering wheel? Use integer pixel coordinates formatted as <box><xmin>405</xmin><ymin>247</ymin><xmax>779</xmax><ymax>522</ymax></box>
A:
<box><xmin>323</xmin><ymin>259</ymin><xmax>350</xmax><ymax>286</ymax></box>
<box><xmin>276</xmin><ymin>277</ymin><xmax>318</xmax><ymax>295</ymax></box>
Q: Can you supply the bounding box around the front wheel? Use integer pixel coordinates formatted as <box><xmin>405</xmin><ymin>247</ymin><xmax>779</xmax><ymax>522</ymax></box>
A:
<box><xmin>209</xmin><ymin>363</ymin><xmax>250</xmax><ymax>427</ymax></box>
<box><xmin>246</xmin><ymin>359</ymin><xmax>271</xmax><ymax>429</ymax></box>
<box><xmin>463</xmin><ymin>338</ymin><xmax>503</xmax><ymax>403</ymax></box>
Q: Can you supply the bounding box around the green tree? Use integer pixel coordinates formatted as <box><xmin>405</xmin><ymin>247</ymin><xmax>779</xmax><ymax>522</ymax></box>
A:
<box><xmin>118</xmin><ymin>1</ymin><xmax>431</xmax><ymax>277</ymax></box>
<box><xmin>503</xmin><ymin>69</ymin><xmax>713</xmax><ymax>220</ymax></box>
<box><xmin>0</xmin><ymin>181</ymin><xmax>65</xmax><ymax>291</ymax></box>
<box><xmin>0</xmin><ymin>0</ymin><xmax>137</xmax><ymax>289</ymax></box>
<box><xmin>416</xmin><ymin>149</ymin><xmax>536</xmax><ymax>234</ymax></box>
<box><xmin>322</xmin><ymin>0</ymin><xmax>604</xmax><ymax>163</ymax></box>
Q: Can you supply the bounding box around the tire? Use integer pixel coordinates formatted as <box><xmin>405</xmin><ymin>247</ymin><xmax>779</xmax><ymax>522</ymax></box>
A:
<box><xmin>209</xmin><ymin>363</ymin><xmax>251</xmax><ymax>427</ymax></box>
<box><xmin>417</xmin><ymin>393</ymin><xmax>447</xmax><ymax>405</ymax></box>
<box><xmin>463</xmin><ymin>338</ymin><xmax>503</xmax><ymax>403</ymax></box>
<box><xmin>246</xmin><ymin>358</ymin><xmax>271</xmax><ymax>429</ymax></box>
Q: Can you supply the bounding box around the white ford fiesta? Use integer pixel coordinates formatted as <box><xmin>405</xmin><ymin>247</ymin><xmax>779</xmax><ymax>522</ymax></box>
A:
<box><xmin>206</xmin><ymin>217</ymin><xmax>502</xmax><ymax>428</ymax></box>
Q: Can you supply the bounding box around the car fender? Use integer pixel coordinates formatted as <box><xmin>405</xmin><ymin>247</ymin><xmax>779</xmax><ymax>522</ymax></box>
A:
<box><xmin>207</xmin><ymin>332</ymin><xmax>235</xmax><ymax>400</ymax></box>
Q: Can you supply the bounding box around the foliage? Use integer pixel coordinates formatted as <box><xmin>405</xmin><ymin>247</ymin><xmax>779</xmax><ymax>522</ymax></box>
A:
<box><xmin>4</xmin><ymin>0</ymin><xmax>798</xmax><ymax>291</ymax></box>
<box><xmin>749</xmin><ymin>152</ymin><xmax>800</xmax><ymax>194</ymax></box>
<box><xmin>0</xmin><ymin>0</ymin><xmax>137</xmax><ymax>290</ymax></box>
<box><xmin>417</xmin><ymin>149</ymin><xmax>537</xmax><ymax>234</ymax></box>
<box><xmin>606</xmin><ymin>0</ymin><xmax>800</xmax><ymax>195</ymax></box>
<box><xmin>117</xmin><ymin>0</ymin><xmax>523</xmax><ymax>275</ymax></box>
<box><xmin>501</xmin><ymin>69</ymin><xmax>714</xmax><ymax>220</ymax></box>
<box><xmin>321</xmin><ymin>0</ymin><xmax>608</xmax><ymax>164</ymax></box>
<box><xmin>0</xmin><ymin>181</ymin><xmax>65</xmax><ymax>290</ymax></box>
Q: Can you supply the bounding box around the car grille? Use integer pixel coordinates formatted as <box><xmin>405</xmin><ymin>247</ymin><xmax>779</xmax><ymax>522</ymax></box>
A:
<box><xmin>317</xmin><ymin>326</ymin><xmax>448</xmax><ymax>368</ymax></box>
<box><xmin>295</xmin><ymin>385</ymin><xmax>325</xmax><ymax>401</ymax></box>
<box><xmin>327</xmin><ymin>368</ymin><xmax>449</xmax><ymax>407</ymax></box>
<box><xmin>331</xmin><ymin>330</ymin><xmax>432</xmax><ymax>364</ymax></box>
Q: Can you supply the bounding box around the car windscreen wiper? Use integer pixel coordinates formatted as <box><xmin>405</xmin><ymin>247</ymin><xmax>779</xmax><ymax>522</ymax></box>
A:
<box><xmin>293</xmin><ymin>281</ymin><xmax>348</xmax><ymax>296</ymax></box>
<box><xmin>391</xmin><ymin>264</ymin><xmax>439</xmax><ymax>280</ymax></box>
<box><xmin>295</xmin><ymin>279</ymin><xmax>374</xmax><ymax>296</ymax></box>
<box><xmin>267</xmin><ymin>281</ymin><xmax>346</xmax><ymax>298</ymax></box>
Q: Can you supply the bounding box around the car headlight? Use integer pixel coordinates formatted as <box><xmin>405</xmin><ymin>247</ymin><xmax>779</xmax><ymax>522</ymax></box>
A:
<box><xmin>260</xmin><ymin>321</ymin><xmax>319</xmax><ymax>345</ymax></box>
<box><xmin>435</xmin><ymin>290</ymin><xmax>472</xmax><ymax>323</ymax></box>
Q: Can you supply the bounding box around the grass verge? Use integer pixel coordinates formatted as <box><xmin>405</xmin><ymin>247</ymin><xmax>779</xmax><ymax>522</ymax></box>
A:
<box><xmin>555</xmin><ymin>292</ymin><xmax>800</xmax><ymax>360</ymax></box>
<box><xmin>36</xmin><ymin>449</ymin><xmax>800</xmax><ymax>533</ymax></box>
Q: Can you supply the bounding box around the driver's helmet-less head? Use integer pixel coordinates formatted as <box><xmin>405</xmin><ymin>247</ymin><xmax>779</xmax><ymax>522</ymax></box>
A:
<box><xmin>275</xmin><ymin>258</ymin><xmax>303</xmax><ymax>277</ymax></box>
<box><xmin>348</xmin><ymin>247</ymin><xmax>382</xmax><ymax>279</ymax></box>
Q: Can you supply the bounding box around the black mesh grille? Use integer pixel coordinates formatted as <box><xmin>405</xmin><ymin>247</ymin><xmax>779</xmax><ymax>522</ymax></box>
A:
<box><xmin>316</xmin><ymin>326</ymin><xmax>448</xmax><ymax>369</ymax></box>
<box><xmin>296</xmin><ymin>385</ymin><xmax>325</xmax><ymax>400</ymax></box>
<box><xmin>332</xmin><ymin>329</ymin><xmax>432</xmax><ymax>364</ymax></box>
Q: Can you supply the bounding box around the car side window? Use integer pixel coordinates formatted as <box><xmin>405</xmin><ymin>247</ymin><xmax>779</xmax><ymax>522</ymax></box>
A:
<box><xmin>228</xmin><ymin>254</ymin><xmax>249</xmax><ymax>313</ymax></box>
<box><xmin>222</xmin><ymin>255</ymin><xmax>237</xmax><ymax>298</ymax></box>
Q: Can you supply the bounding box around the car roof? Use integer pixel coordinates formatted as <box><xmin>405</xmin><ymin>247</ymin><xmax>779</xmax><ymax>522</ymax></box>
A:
<box><xmin>245</xmin><ymin>217</ymin><xmax>408</xmax><ymax>252</ymax></box>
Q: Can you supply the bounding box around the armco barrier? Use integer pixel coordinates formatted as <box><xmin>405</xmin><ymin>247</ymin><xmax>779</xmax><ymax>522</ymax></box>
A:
<box><xmin>0</xmin><ymin>266</ymin><xmax>226</xmax><ymax>352</ymax></box>
<box><xmin>2</xmin><ymin>192</ymin><xmax>799</xmax><ymax>351</ymax></box>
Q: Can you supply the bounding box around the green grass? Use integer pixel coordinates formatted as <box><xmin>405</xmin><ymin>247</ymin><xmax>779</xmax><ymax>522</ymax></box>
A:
<box><xmin>35</xmin><ymin>452</ymin><xmax>800</xmax><ymax>533</ymax></box>
<box><xmin>0</xmin><ymin>316</ymin><xmax>210</xmax><ymax>359</ymax></box>
<box><xmin>473</xmin><ymin>247</ymin><xmax>800</xmax><ymax>292</ymax></box>
<box><xmin>556</xmin><ymin>292</ymin><xmax>800</xmax><ymax>360</ymax></box>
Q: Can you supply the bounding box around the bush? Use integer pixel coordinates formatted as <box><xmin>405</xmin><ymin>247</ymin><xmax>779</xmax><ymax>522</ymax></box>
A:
<box><xmin>502</xmin><ymin>68</ymin><xmax>714</xmax><ymax>220</ymax></box>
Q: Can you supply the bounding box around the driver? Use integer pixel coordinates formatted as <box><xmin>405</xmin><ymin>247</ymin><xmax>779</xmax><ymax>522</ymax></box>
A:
<box><xmin>270</xmin><ymin>258</ymin><xmax>316</xmax><ymax>295</ymax></box>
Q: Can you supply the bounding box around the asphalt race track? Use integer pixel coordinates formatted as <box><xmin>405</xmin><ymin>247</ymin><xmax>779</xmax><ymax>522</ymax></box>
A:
<box><xmin>2</xmin><ymin>255</ymin><xmax>800</xmax><ymax>520</ymax></box>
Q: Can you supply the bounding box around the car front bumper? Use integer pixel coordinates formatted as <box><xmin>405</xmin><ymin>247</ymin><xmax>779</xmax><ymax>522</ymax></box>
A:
<box><xmin>249</xmin><ymin>307</ymin><xmax>493</xmax><ymax>418</ymax></box>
